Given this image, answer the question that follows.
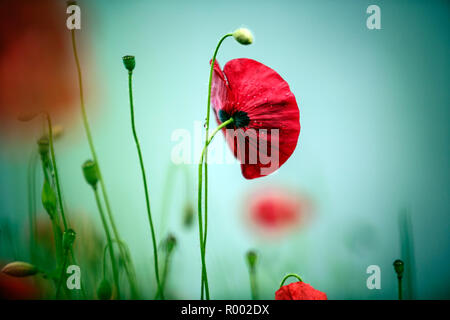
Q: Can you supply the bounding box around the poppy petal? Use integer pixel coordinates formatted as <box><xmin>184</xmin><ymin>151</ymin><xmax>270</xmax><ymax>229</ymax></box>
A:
<box><xmin>212</xmin><ymin>58</ymin><xmax>300</xmax><ymax>179</ymax></box>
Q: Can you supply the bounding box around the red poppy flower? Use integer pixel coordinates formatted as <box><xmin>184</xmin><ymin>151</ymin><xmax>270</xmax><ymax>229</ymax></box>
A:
<box><xmin>275</xmin><ymin>281</ymin><xmax>327</xmax><ymax>300</ymax></box>
<box><xmin>211</xmin><ymin>58</ymin><xmax>300</xmax><ymax>179</ymax></box>
<box><xmin>245</xmin><ymin>187</ymin><xmax>312</xmax><ymax>237</ymax></box>
<box><xmin>0</xmin><ymin>0</ymin><xmax>78</xmax><ymax>138</ymax></box>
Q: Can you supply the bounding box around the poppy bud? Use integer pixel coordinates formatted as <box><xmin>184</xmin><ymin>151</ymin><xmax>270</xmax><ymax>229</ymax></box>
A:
<box><xmin>42</xmin><ymin>180</ymin><xmax>57</xmax><ymax>216</ymax></box>
<box><xmin>63</xmin><ymin>229</ymin><xmax>76</xmax><ymax>252</ymax></box>
<box><xmin>164</xmin><ymin>234</ymin><xmax>177</xmax><ymax>255</ymax></box>
<box><xmin>183</xmin><ymin>202</ymin><xmax>194</xmax><ymax>227</ymax></box>
<box><xmin>1</xmin><ymin>262</ymin><xmax>38</xmax><ymax>277</ymax></box>
<box><xmin>97</xmin><ymin>279</ymin><xmax>112</xmax><ymax>300</ymax></box>
<box><xmin>122</xmin><ymin>55</ymin><xmax>136</xmax><ymax>72</ymax></box>
<box><xmin>233</xmin><ymin>28</ymin><xmax>253</xmax><ymax>45</ymax></box>
<box><xmin>246</xmin><ymin>250</ymin><xmax>258</xmax><ymax>270</ymax></box>
<box><xmin>393</xmin><ymin>259</ymin><xmax>404</xmax><ymax>278</ymax></box>
<box><xmin>37</xmin><ymin>137</ymin><xmax>50</xmax><ymax>158</ymax></box>
<box><xmin>82</xmin><ymin>160</ymin><xmax>99</xmax><ymax>188</ymax></box>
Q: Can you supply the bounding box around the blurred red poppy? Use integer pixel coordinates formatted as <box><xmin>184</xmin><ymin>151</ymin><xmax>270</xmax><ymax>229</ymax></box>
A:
<box><xmin>245</xmin><ymin>187</ymin><xmax>312</xmax><ymax>236</ymax></box>
<box><xmin>211</xmin><ymin>58</ymin><xmax>300</xmax><ymax>179</ymax></box>
<box><xmin>275</xmin><ymin>281</ymin><xmax>327</xmax><ymax>300</ymax></box>
<box><xmin>0</xmin><ymin>0</ymin><xmax>77</xmax><ymax>138</ymax></box>
<box><xmin>0</xmin><ymin>273</ymin><xmax>41</xmax><ymax>299</ymax></box>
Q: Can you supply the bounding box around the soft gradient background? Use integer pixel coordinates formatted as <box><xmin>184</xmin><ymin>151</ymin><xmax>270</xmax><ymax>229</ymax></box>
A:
<box><xmin>0</xmin><ymin>0</ymin><xmax>449</xmax><ymax>299</ymax></box>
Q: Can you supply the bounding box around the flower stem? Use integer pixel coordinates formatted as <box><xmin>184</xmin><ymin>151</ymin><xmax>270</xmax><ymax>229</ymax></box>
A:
<box><xmin>56</xmin><ymin>251</ymin><xmax>69</xmax><ymax>299</ymax></box>
<box><xmin>200</xmin><ymin>33</ymin><xmax>233</xmax><ymax>299</ymax></box>
<box><xmin>70</xmin><ymin>29</ymin><xmax>138</xmax><ymax>297</ymax></box>
<box><xmin>248</xmin><ymin>267</ymin><xmax>258</xmax><ymax>300</ymax></box>
<box><xmin>27</xmin><ymin>151</ymin><xmax>38</xmax><ymax>263</ymax></box>
<box><xmin>197</xmin><ymin>117</ymin><xmax>234</xmax><ymax>300</ymax></box>
<box><xmin>93</xmin><ymin>187</ymin><xmax>120</xmax><ymax>299</ymax></box>
<box><xmin>45</xmin><ymin>113</ymin><xmax>68</xmax><ymax>230</ymax></box>
<box><xmin>279</xmin><ymin>273</ymin><xmax>303</xmax><ymax>288</ymax></box>
<box><xmin>397</xmin><ymin>276</ymin><xmax>403</xmax><ymax>300</ymax></box>
<box><xmin>126</xmin><ymin>70</ymin><xmax>163</xmax><ymax>299</ymax></box>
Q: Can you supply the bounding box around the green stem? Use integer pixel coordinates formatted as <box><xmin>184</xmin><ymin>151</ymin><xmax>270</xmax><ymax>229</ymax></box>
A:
<box><xmin>279</xmin><ymin>273</ymin><xmax>303</xmax><ymax>289</ymax></box>
<box><xmin>93</xmin><ymin>187</ymin><xmax>120</xmax><ymax>299</ymax></box>
<box><xmin>398</xmin><ymin>276</ymin><xmax>403</xmax><ymax>300</ymax></box>
<box><xmin>56</xmin><ymin>251</ymin><xmax>69</xmax><ymax>299</ymax></box>
<box><xmin>248</xmin><ymin>268</ymin><xmax>258</xmax><ymax>300</ymax></box>
<box><xmin>197</xmin><ymin>117</ymin><xmax>234</xmax><ymax>300</ymax></box>
<box><xmin>161</xmin><ymin>252</ymin><xmax>171</xmax><ymax>293</ymax></box>
<box><xmin>45</xmin><ymin>114</ymin><xmax>68</xmax><ymax>230</ymax></box>
<box><xmin>70</xmin><ymin>29</ymin><xmax>137</xmax><ymax>298</ymax></box>
<box><xmin>127</xmin><ymin>70</ymin><xmax>163</xmax><ymax>299</ymax></box>
<box><xmin>50</xmin><ymin>217</ymin><xmax>63</xmax><ymax>267</ymax></box>
<box><xmin>27</xmin><ymin>151</ymin><xmax>38</xmax><ymax>263</ymax></box>
<box><xmin>201</xmin><ymin>33</ymin><xmax>232</xmax><ymax>299</ymax></box>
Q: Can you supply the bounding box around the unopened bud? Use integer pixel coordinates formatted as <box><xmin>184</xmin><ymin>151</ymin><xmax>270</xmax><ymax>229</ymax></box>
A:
<box><xmin>97</xmin><ymin>279</ymin><xmax>112</xmax><ymax>300</ymax></box>
<box><xmin>1</xmin><ymin>261</ymin><xmax>38</xmax><ymax>277</ymax></box>
<box><xmin>246</xmin><ymin>250</ymin><xmax>258</xmax><ymax>269</ymax></box>
<box><xmin>63</xmin><ymin>229</ymin><xmax>76</xmax><ymax>252</ymax></box>
<box><xmin>82</xmin><ymin>160</ymin><xmax>99</xmax><ymax>188</ymax></box>
<box><xmin>233</xmin><ymin>28</ymin><xmax>253</xmax><ymax>45</ymax></box>
<box><xmin>183</xmin><ymin>202</ymin><xmax>194</xmax><ymax>227</ymax></box>
<box><xmin>393</xmin><ymin>259</ymin><xmax>404</xmax><ymax>278</ymax></box>
<box><xmin>164</xmin><ymin>234</ymin><xmax>177</xmax><ymax>254</ymax></box>
<box><xmin>122</xmin><ymin>55</ymin><xmax>136</xmax><ymax>72</ymax></box>
<box><xmin>42</xmin><ymin>180</ymin><xmax>57</xmax><ymax>216</ymax></box>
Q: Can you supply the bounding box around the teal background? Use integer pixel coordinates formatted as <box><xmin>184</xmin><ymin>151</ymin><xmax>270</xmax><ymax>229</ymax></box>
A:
<box><xmin>0</xmin><ymin>0</ymin><xmax>449</xmax><ymax>299</ymax></box>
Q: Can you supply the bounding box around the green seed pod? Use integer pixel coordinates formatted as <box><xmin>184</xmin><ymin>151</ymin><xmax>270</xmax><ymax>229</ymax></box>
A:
<box><xmin>122</xmin><ymin>55</ymin><xmax>136</xmax><ymax>72</ymax></box>
<box><xmin>37</xmin><ymin>137</ymin><xmax>50</xmax><ymax>158</ymax></box>
<box><xmin>246</xmin><ymin>250</ymin><xmax>258</xmax><ymax>270</ymax></box>
<box><xmin>393</xmin><ymin>259</ymin><xmax>404</xmax><ymax>278</ymax></box>
<box><xmin>41</xmin><ymin>180</ymin><xmax>57</xmax><ymax>217</ymax></box>
<box><xmin>1</xmin><ymin>261</ymin><xmax>38</xmax><ymax>277</ymax></box>
<box><xmin>82</xmin><ymin>160</ymin><xmax>99</xmax><ymax>188</ymax></box>
<box><xmin>97</xmin><ymin>279</ymin><xmax>112</xmax><ymax>300</ymax></box>
<box><xmin>63</xmin><ymin>229</ymin><xmax>76</xmax><ymax>252</ymax></box>
<box><xmin>233</xmin><ymin>28</ymin><xmax>254</xmax><ymax>45</ymax></box>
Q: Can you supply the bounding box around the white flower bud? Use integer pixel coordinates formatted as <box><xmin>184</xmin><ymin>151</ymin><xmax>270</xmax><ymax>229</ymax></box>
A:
<box><xmin>233</xmin><ymin>28</ymin><xmax>253</xmax><ymax>45</ymax></box>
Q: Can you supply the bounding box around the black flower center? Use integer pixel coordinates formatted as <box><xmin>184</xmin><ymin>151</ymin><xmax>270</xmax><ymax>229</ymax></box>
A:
<box><xmin>218</xmin><ymin>109</ymin><xmax>250</xmax><ymax>129</ymax></box>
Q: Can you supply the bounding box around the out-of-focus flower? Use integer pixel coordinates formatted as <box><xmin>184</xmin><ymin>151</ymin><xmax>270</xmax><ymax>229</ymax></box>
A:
<box><xmin>0</xmin><ymin>0</ymin><xmax>78</xmax><ymax>138</ymax></box>
<box><xmin>211</xmin><ymin>58</ymin><xmax>300</xmax><ymax>179</ymax></box>
<box><xmin>0</xmin><ymin>273</ymin><xmax>41</xmax><ymax>299</ymax></box>
<box><xmin>275</xmin><ymin>281</ymin><xmax>327</xmax><ymax>300</ymax></box>
<box><xmin>245</xmin><ymin>187</ymin><xmax>313</xmax><ymax>237</ymax></box>
<box><xmin>1</xmin><ymin>261</ymin><xmax>38</xmax><ymax>277</ymax></box>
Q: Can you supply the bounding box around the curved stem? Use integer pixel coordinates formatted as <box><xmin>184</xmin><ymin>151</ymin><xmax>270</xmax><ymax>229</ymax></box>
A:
<box><xmin>45</xmin><ymin>114</ymin><xmax>68</xmax><ymax>230</ymax></box>
<box><xmin>93</xmin><ymin>187</ymin><xmax>120</xmax><ymax>299</ymax></box>
<box><xmin>197</xmin><ymin>117</ymin><xmax>233</xmax><ymax>300</ymax></box>
<box><xmin>200</xmin><ymin>33</ymin><xmax>232</xmax><ymax>299</ymax></box>
<box><xmin>70</xmin><ymin>29</ymin><xmax>137</xmax><ymax>297</ymax></box>
<box><xmin>127</xmin><ymin>71</ymin><xmax>163</xmax><ymax>299</ymax></box>
<box><xmin>279</xmin><ymin>273</ymin><xmax>303</xmax><ymax>289</ymax></box>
